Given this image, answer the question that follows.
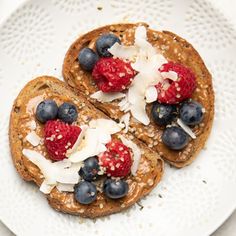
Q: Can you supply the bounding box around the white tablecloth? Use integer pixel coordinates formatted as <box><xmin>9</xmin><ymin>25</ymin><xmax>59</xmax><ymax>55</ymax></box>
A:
<box><xmin>0</xmin><ymin>0</ymin><xmax>235</xmax><ymax>235</ymax></box>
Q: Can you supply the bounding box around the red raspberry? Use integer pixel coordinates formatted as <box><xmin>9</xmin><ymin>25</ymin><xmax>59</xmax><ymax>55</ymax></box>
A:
<box><xmin>92</xmin><ymin>58</ymin><xmax>136</xmax><ymax>93</ymax></box>
<box><xmin>44</xmin><ymin>120</ymin><xmax>81</xmax><ymax>161</ymax></box>
<box><xmin>156</xmin><ymin>62</ymin><xmax>196</xmax><ymax>104</ymax></box>
<box><xmin>98</xmin><ymin>140</ymin><xmax>132</xmax><ymax>177</ymax></box>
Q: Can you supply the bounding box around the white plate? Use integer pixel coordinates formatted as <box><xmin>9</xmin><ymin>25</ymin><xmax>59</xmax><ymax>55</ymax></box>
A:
<box><xmin>0</xmin><ymin>0</ymin><xmax>236</xmax><ymax>235</ymax></box>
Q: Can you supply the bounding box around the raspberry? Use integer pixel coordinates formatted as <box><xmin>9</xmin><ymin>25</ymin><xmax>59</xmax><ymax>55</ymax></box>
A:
<box><xmin>44</xmin><ymin>120</ymin><xmax>81</xmax><ymax>161</ymax></box>
<box><xmin>92</xmin><ymin>58</ymin><xmax>136</xmax><ymax>92</ymax></box>
<box><xmin>156</xmin><ymin>62</ymin><xmax>196</xmax><ymax>104</ymax></box>
<box><xmin>98</xmin><ymin>140</ymin><xmax>132</xmax><ymax>177</ymax></box>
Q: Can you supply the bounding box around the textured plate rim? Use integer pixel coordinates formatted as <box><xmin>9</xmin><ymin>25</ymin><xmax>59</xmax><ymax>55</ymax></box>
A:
<box><xmin>0</xmin><ymin>0</ymin><xmax>235</xmax><ymax>235</ymax></box>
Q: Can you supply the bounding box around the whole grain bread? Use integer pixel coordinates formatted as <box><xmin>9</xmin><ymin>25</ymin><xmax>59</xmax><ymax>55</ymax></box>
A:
<box><xmin>63</xmin><ymin>23</ymin><xmax>214</xmax><ymax>168</ymax></box>
<box><xmin>9</xmin><ymin>76</ymin><xmax>164</xmax><ymax>218</ymax></box>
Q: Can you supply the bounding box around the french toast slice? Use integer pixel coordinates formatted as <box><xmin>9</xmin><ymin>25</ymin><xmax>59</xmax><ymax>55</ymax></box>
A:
<box><xmin>9</xmin><ymin>76</ymin><xmax>164</xmax><ymax>218</ymax></box>
<box><xmin>63</xmin><ymin>23</ymin><xmax>214</xmax><ymax>167</ymax></box>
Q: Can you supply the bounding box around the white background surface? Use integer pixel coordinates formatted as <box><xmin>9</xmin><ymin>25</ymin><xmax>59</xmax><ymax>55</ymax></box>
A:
<box><xmin>0</xmin><ymin>0</ymin><xmax>235</xmax><ymax>235</ymax></box>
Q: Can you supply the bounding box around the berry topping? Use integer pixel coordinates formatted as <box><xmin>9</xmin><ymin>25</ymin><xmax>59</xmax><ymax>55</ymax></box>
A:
<box><xmin>151</xmin><ymin>102</ymin><xmax>177</xmax><ymax>126</ymax></box>
<box><xmin>36</xmin><ymin>99</ymin><xmax>58</xmax><ymax>123</ymax></box>
<box><xmin>44</xmin><ymin>120</ymin><xmax>81</xmax><ymax>161</ymax></box>
<box><xmin>58</xmin><ymin>102</ymin><xmax>78</xmax><ymax>124</ymax></box>
<box><xmin>180</xmin><ymin>100</ymin><xmax>204</xmax><ymax>126</ymax></box>
<box><xmin>103</xmin><ymin>179</ymin><xmax>129</xmax><ymax>199</ymax></box>
<box><xmin>156</xmin><ymin>62</ymin><xmax>196</xmax><ymax>104</ymax></box>
<box><xmin>92</xmin><ymin>58</ymin><xmax>136</xmax><ymax>92</ymax></box>
<box><xmin>96</xmin><ymin>33</ymin><xmax>121</xmax><ymax>57</ymax></box>
<box><xmin>74</xmin><ymin>181</ymin><xmax>97</xmax><ymax>204</ymax></box>
<box><xmin>162</xmin><ymin>126</ymin><xmax>189</xmax><ymax>150</ymax></box>
<box><xmin>79</xmin><ymin>156</ymin><xmax>100</xmax><ymax>181</ymax></box>
<box><xmin>78</xmin><ymin>48</ymin><xmax>99</xmax><ymax>71</ymax></box>
<box><xmin>98</xmin><ymin>140</ymin><xmax>132</xmax><ymax>177</ymax></box>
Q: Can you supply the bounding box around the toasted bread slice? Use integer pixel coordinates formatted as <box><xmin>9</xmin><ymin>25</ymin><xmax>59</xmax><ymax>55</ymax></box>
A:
<box><xmin>9</xmin><ymin>76</ymin><xmax>164</xmax><ymax>218</ymax></box>
<box><xmin>63</xmin><ymin>23</ymin><xmax>214</xmax><ymax>168</ymax></box>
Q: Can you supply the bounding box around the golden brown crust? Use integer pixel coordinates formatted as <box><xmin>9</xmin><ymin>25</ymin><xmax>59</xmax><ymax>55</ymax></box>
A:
<box><xmin>9</xmin><ymin>76</ymin><xmax>164</xmax><ymax>218</ymax></box>
<box><xmin>62</xmin><ymin>23</ymin><xmax>214</xmax><ymax>168</ymax></box>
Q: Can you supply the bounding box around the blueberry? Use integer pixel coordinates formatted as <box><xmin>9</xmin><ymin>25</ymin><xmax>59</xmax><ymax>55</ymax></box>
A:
<box><xmin>78</xmin><ymin>48</ymin><xmax>99</xmax><ymax>71</ymax></box>
<box><xmin>58</xmin><ymin>102</ymin><xmax>78</xmax><ymax>124</ymax></box>
<box><xmin>103</xmin><ymin>179</ymin><xmax>129</xmax><ymax>199</ymax></box>
<box><xmin>162</xmin><ymin>126</ymin><xmax>189</xmax><ymax>150</ymax></box>
<box><xmin>180</xmin><ymin>100</ymin><xmax>204</xmax><ymax>126</ymax></box>
<box><xmin>74</xmin><ymin>181</ymin><xmax>97</xmax><ymax>204</ymax></box>
<box><xmin>79</xmin><ymin>157</ymin><xmax>100</xmax><ymax>181</ymax></box>
<box><xmin>96</xmin><ymin>33</ymin><xmax>121</xmax><ymax>57</ymax></box>
<box><xmin>36</xmin><ymin>99</ymin><xmax>58</xmax><ymax>123</ymax></box>
<box><xmin>151</xmin><ymin>102</ymin><xmax>177</xmax><ymax>126</ymax></box>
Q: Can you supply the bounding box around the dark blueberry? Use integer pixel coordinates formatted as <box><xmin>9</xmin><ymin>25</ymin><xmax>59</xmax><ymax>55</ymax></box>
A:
<box><xmin>36</xmin><ymin>99</ymin><xmax>58</xmax><ymax>123</ymax></box>
<box><xmin>162</xmin><ymin>126</ymin><xmax>189</xmax><ymax>150</ymax></box>
<box><xmin>79</xmin><ymin>157</ymin><xmax>100</xmax><ymax>181</ymax></box>
<box><xmin>180</xmin><ymin>100</ymin><xmax>204</xmax><ymax>126</ymax></box>
<box><xmin>78</xmin><ymin>48</ymin><xmax>99</xmax><ymax>71</ymax></box>
<box><xmin>96</xmin><ymin>33</ymin><xmax>121</xmax><ymax>57</ymax></box>
<box><xmin>151</xmin><ymin>102</ymin><xmax>177</xmax><ymax>126</ymax></box>
<box><xmin>103</xmin><ymin>179</ymin><xmax>129</xmax><ymax>199</ymax></box>
<box><xmin>74</xmin><ymin>181</ymin><xmax>97</xmax><ymax>204</ymax></box>
<box><xmin>58</xmin><ymin>102</ymin><xmax>78</xmax><ymax>124</ymax></box>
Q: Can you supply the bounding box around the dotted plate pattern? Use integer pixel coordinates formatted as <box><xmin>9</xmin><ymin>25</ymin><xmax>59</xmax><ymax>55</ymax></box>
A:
<box><xmin>110</xmin><ymin>0</ymin><xmax>172</xmax><ymax>28</ymax></box>
<box><xmin>212</xmin><ymin>129</ymin><xmax>236</xmax><ymax>182</ymax></box>
<box><xmin>157</xmin><ymin>169</ymin><xmax>219</xmax><ymax>229</ymax></box>
<box><xmin>52</xmin><ymin>0</ymin><xmax>96</xmax><ymax>14</ymax></box>
<box><xmin>185</xmin><ymin>0</ymin><xmax>236</xmax><ymax>49</ymax></box>
<box><xmin>0</xmin><ymin>3</ymin><xmax>54</xmax><ymax>63</ymax></box>
<box><xmin>0</xmin><ymin>0</ymin><xmax>236</xmax><ymax>235</ymax></box>
<box><xmin>209</xmin><ymin>60</ymin><xmax>236</xmax><ymax>119</ymax></box>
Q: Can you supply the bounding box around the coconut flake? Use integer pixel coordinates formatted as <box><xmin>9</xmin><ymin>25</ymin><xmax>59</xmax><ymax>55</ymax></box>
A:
<box><xmin>89</xmin><ymin>119</ymin><xmax>121</xmax><ymax>134</ymax></box>
<box><xmin>56</xmin><ymin>169</ymin><xmax>80</xmax><ymax>184</ymax></box>
<box><xmin>40</xmin><ymin>180</ymin><xmax>55</xmax><ymax>194</ymax></box>
<box><xmin>161</xmin><ymin>71</ymin><xmax>178</xmax><ymax>81</ymax></box>
<box><xmin>25</xmin><ymin>131</ymin><xmax>41</xmax><ymax>147</ymax></box>
<box><xmin>145</xmin><ymin>86</ymin><xmax>158</xmax><ymax>103</ymax></box>
<box><xmin>118</xmin><ymin>95</ymin><xmax>131</xmax><ymax>112</ymax></box>
<box><xmin>108</xmin><ymin>42</ymin><xmax>138</xmax><ymax>60</ymax></box>
<box><xmin>22</xmin><ymin>149</ymin><xmax>81</xmax><ymax>193</ymax></box>
<box><xmin>23</xmin><ymin>149</ymin><xmax>57</xmax><ymax>184</ymax></box>
<box><xmin>68</xmin><ymin>128</ymin><xmax>111</xmax><ymax>163</ymax></box>
<box><xmin>134</xmin><ymin>26</ymin><xmax>155</xmax><ymax>56</ymax></box>
<box><xmin>90</xmin><ymin>90</ymin><xmax>125</xmax><ymax>102</ymax></box>
<box><xmin>120</xmin><ymin>136</ymin><xmax>141</xmax><ymax>175</ymax></box>
<box><xmin>177</xmin><ymin>118</ymin><xmax>196</xmax><ymax>139</ymax></box>
<box><xmin>68</xmin><ymin>119</ymin><xmax>122</xmax><ymax>163</ymax></box>
<box><xmin>69</xmin><ymin>129</ymin><xmax>102</xmax><ymax>163</ymax></box>
<box><xmin>52</xmin><ymin>159</ymin><xmax>72</xmax><ymax>169</ymax></box>
<box><xmin>57</xmin><ymin>183</ymin><xmax>75</xmax><ymax>192</ymax></box>
<box><xmin>119</xmin><ymin>113</ymin><xmax>130</xmax><ymax>133</ymax></box>
<box><xmin>66</xmin><ymin>125</ymin><xmax>88</xmax><ymax>157</ymax></box>
<box><xmin>130</xmin><ymin>98</ymin><xmax>149</xmax><ymax>125</ymax></box>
